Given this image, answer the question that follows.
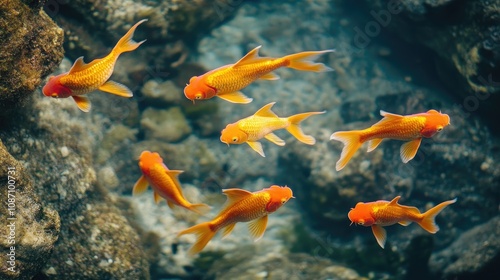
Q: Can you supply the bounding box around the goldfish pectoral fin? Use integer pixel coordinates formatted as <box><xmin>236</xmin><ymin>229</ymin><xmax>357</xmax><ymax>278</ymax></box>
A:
<box><xmin>371</xmin><ymin>225</ymin><xmax>387</xmax><ymax>249</ymax></box>
<box><xmin>68</xmin><ymin>56</ymin><xmax>91</xmax><ymax>74</ymax></box>
<box><xmin>398</xmin><ymin>220</ymin><xmax>412</xmax><ymax>226</ymax></box>
<box><xmin>367</xmin><ymin>138</ymin><xmax>383</xmax><ymax>152</ymax></box>
<box><xmin>153</xmin><ymin>192</ymin><xmax>162</xmax><ymax>204</ymax></box>
<box><xmin>400</xmin><ymin>138</ymin><xmax>422</xmax><ymax>163</ymax></box>
<box><xmin>220</xmin><ymin>223</ymin><xmax>236</xmax><ymax>239</ymax></box>
<box><xmin>254</xmin><ymin>102</ymin><xmax>278</xmax><ymax>118</ymax></box>
<box><xmin>248</xmin><ymin>215</ymin><xmax>268</xmax><ymax>242</ymax></box>
<box><xmin>233</xmin><ymin>45</ymin><xmax>262</xmax><ymax>67</ymax></box>
<box><xmin>265</xmin><ymin>133</ymin><xmax>285</xmax><ymax>146</ymax></box>
<box><xmin>217</xmin><ymin>91</ymin><xmax>253</xmax><ymax>104</ymax></box>
<box><xmin>247</xmin><ymin>141</ymin><xmax>265</xmax><ymax>157</ymax></box>
<box><xmin>259</xmin><ymin>72</ymin><xmax>280</xmax><ymax>81</ymax></box>
<box><xmin>99</xmin><ymin>80</ymin><xmax>133</xmax><ymax>97</ymax></box>
<box><xmin>132</xmin><ymin>175</ymin><xmax>149</xmax><ymax>195</ymax></box>
<box><xmin>72</xmin><ymin>95</ymin><xmax>91</xmax><ymax>112</ymax></box>
<box><xmin>286</xmin><ymin>111</ymin><xmax>325</xmax><ymax>145</ymax></box>
<box><xmin>166</xmin><ymin>199</ymin><xmax>175</xmax><ymax>209</ymax></box>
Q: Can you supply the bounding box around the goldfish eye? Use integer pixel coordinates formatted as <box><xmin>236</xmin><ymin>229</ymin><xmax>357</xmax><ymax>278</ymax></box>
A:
<box><xmin>436</xmin><ymin>126</ymin><xmax>443</xmax><ymax>132</ymax></box>
<box><xmin>51</xmin><ymin>93</ymin><xmax>58</xmax><ymax>98</ymax></box>
<box><xmin>357</xmin><ymin>222</ymin><xmax>364</xmax><ymax>225</ymax></box>
<box><xmin>281</xmin><ymin>198</ymin><xmax>287</xmax><ymax>204</ymax></box>
<box><xmin>195</xmin><ymin>93</ymin><xmax>203</xmax><ymax>100</ymax></box>
<box><xmin>232</xmin><ymin>137</ymin><xmax>238</xmax><ymax>142</ymax></box>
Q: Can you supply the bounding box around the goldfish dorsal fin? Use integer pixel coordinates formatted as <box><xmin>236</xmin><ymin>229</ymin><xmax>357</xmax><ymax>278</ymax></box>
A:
<box><xmin>132</xmin><ymin>175</ymin><xmax>149</xmax><ymax>195</ymax></box>
<box><xmin>254</xmin><ymin>102</ymin><xmax>279</xmax><ymax>118</ymax></box>
<box><xmin>380</xmin><ymin>110</ymin><xmax>404</xmax><ymax>119</ymax></box>
<box><xmin>233</xmin><ymin>45</ymin><xmax>263</xmax><ymax>67</ymax></box>
<box><xmin>388</xmin><ymin>196</ymin><xmax>401</xmax><ymax>206</ymax></box>
<box><xmin>165</xmin><ymin>170</ymin><xmax>184</xmax><ymax>194</ymax></box>
<box><xmin>248</xmin><ymin>215</ymin><xmax>268</xmax><ymax>241</ymax></box>
<box><xmin>221</xmin><ymin>188</ymin><xmax>253</xmax><ymax>210</ymax></box>
<box><xmin>371</xmin><ymin>224</ymin><xmax>387</xmax><ymax>249</ymax></box>
<box><xmin>68</xmin><ymin>57</ymin><xmax>92</xmax><ymax>74</ymax></box>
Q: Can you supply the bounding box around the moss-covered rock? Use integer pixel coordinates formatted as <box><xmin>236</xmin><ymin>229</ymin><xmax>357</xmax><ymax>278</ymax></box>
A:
<box><xmin>0</xmin><ymin>0</ymin><xmax>64</xmax><ymax>117</ymax></box>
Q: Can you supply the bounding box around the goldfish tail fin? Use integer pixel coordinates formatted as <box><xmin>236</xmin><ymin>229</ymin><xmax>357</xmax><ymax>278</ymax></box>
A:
<box><xmin>283</xmin><ymin>50</ymin><xmax>334</xmax><ymax>72</ymax></box>
<box><xmin>286</xmin><ymin>111</ymin><xmax>325</xmax><ymax>145</ymax></box>
<box><xmin>113</xmin><ymin>19</ymin><xmax>147</xmax><ymax>55</ymax></box>
<box><xmin>330</xmin><ymin>131</ymin><xmax>362</xmax><ymax>171</ymax></box>
<box><xmin>187</xmin><ymin>203</ymin><xmax>212</xmax><ymax>216</ymax></box>
<box><xmin>418</xmin><ymin>198</ymin><xmax>457</xmax><ymax>233</ymax></box>
<box><xmin>177</xmin><ymin>222</ymin><xmax>216</xmax><ymax>255</ymax></box>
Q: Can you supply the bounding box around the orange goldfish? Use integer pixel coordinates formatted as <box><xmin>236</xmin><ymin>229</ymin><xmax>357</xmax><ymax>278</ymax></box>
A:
<box><xmin>133</xmin><ymin>151</ymin><xmax>211</xmax><ymax>215</ymax></box>
<box><xmin>184</xmin><ymin>45</ymin><xmax>334</xmax><ymax>103</ymax></box>
<box><xmin>330</xmin><ymin>109</ymin><xmax>450</xmax><ymax>171</ymax></box>
<box><xmin>220</xmin><ymin>102</ymin><xmax>325</xmax><ymax>157</ymax></box>
<box><xmin>348</xmin><ymin>196</ymin><xmax>457</xmax><ymax>249</ymax></box>
<box><xmin>42</xmin><ymin>19</ymin><xmax>147</xmax><ymax>112</ymax></box>
<box><xmin>177</xmin><ymin>185</ymin><xmax>294</xmax><ymax>255</ymax></box>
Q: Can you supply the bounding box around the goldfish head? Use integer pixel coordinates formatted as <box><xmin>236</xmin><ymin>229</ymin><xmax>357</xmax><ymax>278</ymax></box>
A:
<box><xmin>348</xmin><ymin>202</ymin><xmax>375</xmax><ymax>227</ymax></box>
<box><xmin>184</xmin><ymin>76</ymin><xmax>216</xmax><ymax>102</ymax></box>
<box><xmin>138</xmin><ymin>150</ymin><xmax>164</xmax><ymax>175</ymax></box>
<box><xmin>220</xmin><ymin>123</ymin><xmax>248</xmax><ymax>145</ymax></box>
<box><xmin>42</xmin><ymin>74</ymin><xmax>72</xmax><ymax>98</ymax></box>
<box><xmin>265</xmin><ymin>185</ymin><xmax>294</xmax><ymax>213</ymax></box>
<box><xmin>420</xmin><ymin>109</ymin><xmax>450</xmax><ymax>138</ymax></box>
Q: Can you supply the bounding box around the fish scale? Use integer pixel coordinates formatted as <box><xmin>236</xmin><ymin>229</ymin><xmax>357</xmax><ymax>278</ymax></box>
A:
<box><xmin>372</xmin><ymin>203</ymin><xmax>421</xmax><ymax>226</ymax></box>
<box><xmin>238</xmin><ymin>116</ymin><xmax>289</xmax><ymax>141</ymax></box>
<box><xmin>211</xmin><ymin>192</ymin><xmax>270</xmax><ymax>231</ymax></box>
<box><xmin>61</xmin><ymin>55</ymin><xmax>118</xmax><ymax>95</ymax></box>
<box><xmin>208</xmin><ymin>58</ymin><xmax>287</xmax><ymax>93</ymax></box>
<box><xmin>361</xmin><ymin>116</ymin><xmax>426</xmax><ymax>142</ymax></box>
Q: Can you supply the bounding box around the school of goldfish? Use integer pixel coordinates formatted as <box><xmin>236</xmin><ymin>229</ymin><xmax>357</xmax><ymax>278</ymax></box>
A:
<box><xmin>42</xmin><ymin>19</ymin><xmax>456</xmax><ymax>255</ymax></box>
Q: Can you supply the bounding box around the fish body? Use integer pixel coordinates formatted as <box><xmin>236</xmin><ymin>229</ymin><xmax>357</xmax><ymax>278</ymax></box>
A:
<box><xmin>220</xmin><ymin>102</ymin><xmax>325</xmax><ymax>157</ymax></box>
<box><xmin>42</xmin><ymin>19</ymin><xmax>147</xmax><ymax>112</ymax></box>
<box><xmin>330</xmin><ymin>109</ymin><xmax>450</xmax><ymax>171</ymax></box>
<box><xmin>184</xmin><ymin>46</ymin><xmax>334</xmax><ymax>103</ymax></box>
<box><xmin>177</xmin><ymin>185</ymin><xmax>294</xmax><ymax>255</ymax></box>
<box><xmin>133</xmin><ymin>151</ymin><xmax>210</xmax><ymax>215</ymax></box>
<box><xmin>348</xmin><ymin>196</ymin><xmax>457</xmax><ymax>248</ymax></box>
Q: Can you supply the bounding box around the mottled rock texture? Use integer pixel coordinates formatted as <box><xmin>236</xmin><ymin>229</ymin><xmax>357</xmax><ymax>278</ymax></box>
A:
<box><xmin>357</xmin><ymin>0</ymin><xmax>500</xmax><ymax>123</ymax></box>
<box><xmin>0</xmin><ymin>0</ymin><xmax>64</xmax><ymax>116</ymax></box>
<box><xmin>0</xmin><ymin>141</ymin><xmax>61</xmax><ymax>280</ymax></box>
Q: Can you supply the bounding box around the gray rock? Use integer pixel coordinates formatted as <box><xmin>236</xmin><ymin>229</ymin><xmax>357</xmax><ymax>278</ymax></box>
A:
<box><xmin>0</xmin><ymin>141</ymin><xmax>61</xmax><ymax>280</ymax></box>
<box><xmin>429</xmin><ymin>216</ymin><xmax>500</xmax><ymax>279</ymax></box>
<box><xmin>0</xmin><ymin>0</ymin><xmax>64</xmax><ymax>116</ymax></box>
<box><xmin>141</xmin><ymin>107</ymin><xmax>192</xmax><ymax>143</ymax></box>
<box><xmin>141</xmin><ymin>80</ymin><xmax>183</xmax><ymax>106</ymax></box>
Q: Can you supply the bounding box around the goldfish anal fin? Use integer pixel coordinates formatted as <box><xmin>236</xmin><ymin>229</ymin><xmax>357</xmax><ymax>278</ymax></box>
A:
<box><xmin>132</xmin><ymin>175</ymin><xmax>149</xmax><ymax>195</ymax></box>
<box><xmin>153</xmin><ymin>191</ymin><xmax>162</xmax><ymax>204</ymax></box>
<box><xmin>398</xmin><ymin>220</ymin><xmax>412</xmax><ymax>226</ymax></box>
<box><xmin>371</xmin><ymin>224</ymin><xmax>387</xmax><ymax>249</ymax></box>
<box><xmin>166</xmin><ymin>199</ymin><xmax>175</xmax><ymax>209</ymax></box>
<box><xmin>400</xmin><ymin>138</ymin><xmax>422</xmax><ymax>163</ymax></box>
<box><xmin>254</xmin><ymin>102</ymin><xmax>279</xmax><ymax>118</ymax></box>
<box><xmin>233</xmin><ymin>45</ymin><xmax>262</xmax><ymax>67</ymax></box>
<box><xmin>220</xmin><ymin>223</ymin><xmax>236</xmax><ymax>239</ymax></box>
<box><xmin>367</xmin><ymin>138</ymin><xmax>383</xmax><ymax>152</ymax></box>
<box><xmin>379</xmin><ymin>110</ymin><xmax>404</xmax><ymax>119</ymax></box>
<box><xmin>72</xmin><ymin>95</ymin><xmax>91</xmax><ymax>112</ymax></box>
<box><xmin>248</xmin><ymin>215</ymin><xmax>268</xmax><ymax>241</ymax></box>
<box><xmin>265</xmin><ymin>133</ymin><xmax>285</xmax><ymax>146</ymax></box>
<box><xmin>247</xmin><ymin>141</ymin><xmax>265</xmax><ymax>157</ymax></box>
<box><xmin>259</xmin><ymin>72</ymin><xmax>280</xmax><ymax>81</ymax></box>
<box><xmin>388</xmin><ymin>196</ymin><xmax>402</xmax><ymax>206</ymax></box>
<box><xmin>68</xmin><ymin>57</ymin><xmax>92</xmax><ymax>74</ymax></box>
<box><xmin>99</xmin><ymin>80</ymin><xmax>133</xmax><ymax>97</ymax></box>
<box><xmin>217</xmin><ymin>91</ymin><xmax>253</xmax><ymax>104</ymax></box>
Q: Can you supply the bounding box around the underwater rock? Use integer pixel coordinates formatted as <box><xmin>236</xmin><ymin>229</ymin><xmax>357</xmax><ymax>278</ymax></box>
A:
<box><xmin>141</xmin><ymin>80</ymin><xmax>183</xmax><ymax>106</ymax></box>
<box><xmin>0</xmin><ymin>141</ymin><xmax>61</xmax><ymax>280</ymax></box>
<box><xmin>429</xmin><ymin>216</ymin><xmax>500</xmax><ymax>279</ymax></box>
<box><xmin>358</xmin><ymin>0</ymin><xmax>500</xmax><ymax>117</ymax></box>
<box><xmin>0</xmin><ymin>0</ymin><xmax>64</xmax><ymax>117</ymax></box>
<box><xmin>140</xmin><ymin>107</ymin><xmax>192</xmax><ymax>143</ymax></box>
